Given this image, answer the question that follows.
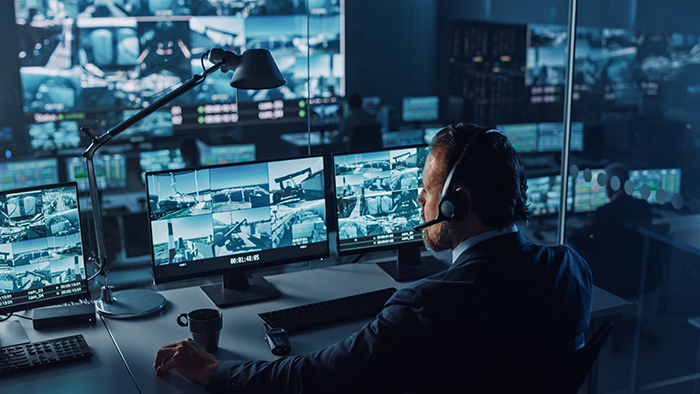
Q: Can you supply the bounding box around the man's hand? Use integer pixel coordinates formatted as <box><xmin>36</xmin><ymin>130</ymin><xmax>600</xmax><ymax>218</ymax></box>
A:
<box><xmin>154</xmin><ymin>338</ymin><xmax>222</xmax><ymax>385</ymax></box>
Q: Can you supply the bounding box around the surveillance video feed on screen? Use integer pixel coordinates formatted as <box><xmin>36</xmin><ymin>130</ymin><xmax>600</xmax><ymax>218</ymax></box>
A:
<box><xmin>0</xmin><ymin>183</ymin><xmax>88</xmax><ymax>309</ymax></box>
<box><xmin>28</xmin><ymin>120</ymin><xmax>81</xmax><ymax>151</ymax></box>
<box><xmin>65</xmin><ymin>154</ymin><xmax>128</xmax><ymax>191</ymax></box>
<box><xmin>15</xmin><ymin>0</ymin><xmax>343</xmax><ymax>115</ymax></box>
<box><xmin>146</xmin><ymin>156</ymin><xmax>327</xmax><ymax>273</ymax></box>
<box><xmin>526</xmin><ymin>175</ymin><xmax>574</xmax><ymax>216</ymax></box>
<box><xmin>334</xmin><ymin>147</ymin><xmax>429</xmax><ymax>253</ymax></box>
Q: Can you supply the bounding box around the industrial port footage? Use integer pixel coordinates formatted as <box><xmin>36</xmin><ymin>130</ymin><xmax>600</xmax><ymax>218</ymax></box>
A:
<box><xmin>147</xmin><ymin>157</ymin><xmax>327</xmax><ymax>266</ymax></box>
<box><xmin>334</xmin><ymin>147</ymin><xmax>427</xmax><ymax>244</ymax></box>
<box><xmin>0</xmin><ymin>185</ymin><xmax>86</xmax><ymax>294</ymax></box>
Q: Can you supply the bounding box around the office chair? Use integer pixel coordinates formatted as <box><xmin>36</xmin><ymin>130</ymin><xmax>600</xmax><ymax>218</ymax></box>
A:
<box><xmin>349</xmin><ymin>123</ymin><xmax>382</xmax><ymax>151</ymax></box>
<box><xmin>495</xmin><ymin>321</ymin><xmax>614</xmax><ymax>394</ymax></box>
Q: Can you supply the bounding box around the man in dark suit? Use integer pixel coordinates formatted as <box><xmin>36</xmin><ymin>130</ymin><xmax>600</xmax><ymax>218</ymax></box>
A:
<box><xmin>153</xmin><ymin>124</ymin><xmax>592</xmax><ymax>393</ymax></box>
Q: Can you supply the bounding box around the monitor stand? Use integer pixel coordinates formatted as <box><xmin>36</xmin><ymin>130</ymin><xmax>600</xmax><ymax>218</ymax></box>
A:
<box><xmin>0</xmin><ymin>320</ymin><xmax>30</xmax><ymax>347</ymax></box>
<box><xmin>377</xmin><ymin>243</ymin><xmax>447</xmax><ymax>282</ymax></box>
<box><xmin>201</xmin><ymin>269</ymin><xmax>281</xmax><ymax>308</ymax></box>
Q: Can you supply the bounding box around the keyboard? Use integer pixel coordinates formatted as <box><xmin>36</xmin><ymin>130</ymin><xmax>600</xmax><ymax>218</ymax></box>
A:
<box><xmin>0</xmin><ymin>334</ymin><xmax>93</xmax><ymax>374</ymax></box>
<box><xmin>258</xmin><ymin>287</ymin><xmax>397</xmax><ymax>333</ymax></box>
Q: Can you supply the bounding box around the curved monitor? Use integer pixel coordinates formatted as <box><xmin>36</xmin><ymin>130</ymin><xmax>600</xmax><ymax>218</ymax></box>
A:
<box><xmin>145</xmin><ymin>155</ymin><xmax>329</xmax><ymax>307</ymax></box>
<box><xmin>0</xmin><ymin>182</ymin><xmax>89</xmax><ymax>316</ymax></box>
<box><xmin>333</xmin><ymin>145</ymin><xmax>446</xmax><ymax>282</ymax></box>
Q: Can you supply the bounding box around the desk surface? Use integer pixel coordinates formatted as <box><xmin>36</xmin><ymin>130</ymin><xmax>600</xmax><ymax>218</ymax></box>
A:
<box><xmin>653</xmin><ymin>212</ymin><xmax>700</xmax><ymax>255</ymax></box>
<box><xmin>100</xmin><ymin>263</ymin><xmax>629</xmax><ymax>394</ymax></box>
<box><xmin>1</xmin><ymin>313</ymin><xmax>138</xmax><ymax>394</ymax></box>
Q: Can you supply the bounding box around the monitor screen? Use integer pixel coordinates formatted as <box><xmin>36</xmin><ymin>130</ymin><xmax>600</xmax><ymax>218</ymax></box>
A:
<box><xmin>402</xmin><ymin>97</ymin><xmax>439</xmax><ymax>122</ymax></box>
<box><xmin>139</xmin><ymin>149</ymin><xmax>186</xmax><ymax>183</ymax></box>
<box><xmin>333</xmin><ymin>146</ymin><xmax>445</xmax><ymax>281</ymax></box>
<box><xmin>382</xmin><ymin>129</ymin><xmax>425</xmax><ymax>148</ymax></box>
<box><xmin>65</xmin><ymin>154</ymin><xmax>128</xmax><ymax>191</ymax></box>
<box><xmin>15</xmin><ymin>1</ymin><xmax>344</xmax><ymax>115</ymax></box>
<box><xmin>310</xmin><ymin>102</ymin><xmax>343</xmax><ymax>127</ymax></box>
<box><xmin>0</xmin><ymin>182</ymin><xmax>89</xmax><ymax>316</ymax></box>
<box><xmin>537</xmin><ymin>122</ymin><xmax>584</xmax><ymax>152</ymax></box>
<box><xmin>199</xmin><ymin>144</ymin><xmax>256</xmax><ymax>166</ymax></box>
<box><xmin>497</xmin><ymin>123</ymin><xmax>539</xmax><ymax>153</ymax></box>
<box><xmin>526</xmin><ymin>174</ymin><xmax>574</xmax><ymax>216</ymax></box>
<box><xmin>0</xmin><ymin>158</ymin><xmax>59</xmax><ymax>192</ymax></box>
<box><xmin>28</xmin><ymin>120</ymin><xmax>82</xmax><ymax>151</ymax></box>
<box><xmin>629</xmin><ymin>168</ymin><xmax>682</xmax><ymax>204</ymax></box>
<box><xmin>362</xmin><ymin>96</ymin><xmax>381</xmax><ymax>116</ymax></box>
<box><xmin>145</xmin><ymin>155</ymin><xmax>328</xmax><ymax>306</ymax></box>
<box><xmin>573</xmin><ymin>168</ymin><xmax>608</xmax><ymax>212</ymax></box>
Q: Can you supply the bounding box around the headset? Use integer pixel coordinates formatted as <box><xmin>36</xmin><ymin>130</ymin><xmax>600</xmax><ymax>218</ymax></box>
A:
<box><xmin>414</xmin><ymin>127</ymin><xmax>498</xmax><ymax>231</ymax></box>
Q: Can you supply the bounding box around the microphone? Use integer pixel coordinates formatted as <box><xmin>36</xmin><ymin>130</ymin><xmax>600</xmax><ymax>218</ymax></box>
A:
<box><xmin>413</xmin><ymin>217</ymin><xmax>445</xmax><ymax>232</ymax></box>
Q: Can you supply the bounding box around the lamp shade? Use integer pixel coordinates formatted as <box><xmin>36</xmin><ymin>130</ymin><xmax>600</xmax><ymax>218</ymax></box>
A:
<box><xmin>230</xmin><ymin>49</ymin><xmax>286</xmax><ymax>90</ymax></box>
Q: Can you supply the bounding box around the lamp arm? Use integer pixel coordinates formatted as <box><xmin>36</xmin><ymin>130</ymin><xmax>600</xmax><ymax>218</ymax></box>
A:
<box><xmin>80</xmin><ymin>61</ymin><xmax>223</xmax><ymax>282</ymax></box>
<box><xmin>83</xmin><ymin>62</ymin><xmax>223</xmax><ymax>160</ymax></box>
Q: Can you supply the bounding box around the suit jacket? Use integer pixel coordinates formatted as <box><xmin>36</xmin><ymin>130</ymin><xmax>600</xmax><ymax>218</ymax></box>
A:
<box><xmin>208</xmin><ymin>232</ymin><xmax>592</xmax><ymax>394</ymax></box>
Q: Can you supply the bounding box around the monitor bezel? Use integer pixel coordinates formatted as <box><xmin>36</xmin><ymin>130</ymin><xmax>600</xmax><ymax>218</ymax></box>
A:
<box><xmin>145</xmin><ymin>154</ymin><xmax>331</xmax><ymax>286</ymax></box>
<box><xmin>332</xmin><ymin>144</ymin><xmax>429</xmax><ymax>257</ymax></box>
<box><xmin>0</xmin><ymin>181</ymin><xmax>90</xmax><ymax>315</ymax></box>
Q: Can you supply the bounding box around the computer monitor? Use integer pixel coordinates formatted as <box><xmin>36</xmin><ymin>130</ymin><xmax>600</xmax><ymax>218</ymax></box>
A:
<box><xmin>382</xmin><ymin>129</ymin><xmax>425</xmax><ymax>148</ymax></box>
<box><xmin>537</xmin><ymin>122</ymin><xmax>584</xmax><ymax>152</ymax></box>
<box><xmin>0</xmin><ymin>158</ymin><xmax>60</xmax><ymax>192</ymax></box>
<box><xmin>145</xmin><ymin>156</ymin><xmax>329</xmax><ymax>307</ymax></box>
<box><xmin>310</xmin><ymin>103</ymin><xmax>343</xmax><ymax>127</ymax></box>
<box><xmin>573</xmin><ymin>168</ymin><xmax>608</xmax><ymax>213</ymax></box>
<box><xmin>362</xmin><ymin>96</ymin><xmax>381</xmax><ymax>116</ymax></box>
<box><xmin>333</xmin><ymin>146</ymin><xmax>445</xmax><ymax>282</ymax></box>
<box><xmin>65</xmin><ymin>154</ymin><xmax>128</xmax><ymax>191</ymax></box>
<box><xmin>139</xmin><ymin>149</ymin><xmax>186</xmax><ymax>183</ymax></box>
<box><xmin>629</xmin><ymin>168</ymin><xmax>682</xmax><ymax>204</ymax></box>
<box><xmin>199</xmin><ymin>144</ymin><xmax>256</xmax><ymax>166</ymax></box>
<box><xmin>496</xmin><ymin>123</ymin><xmax>539</xmax><ymax>153</ymax></box>
<box><xmin>526</xmin><ymin>174</ymin><xmax>574</xmax><ymax>216</ymax></box>
<box><xmin>0</xmin><ymin>182</ymin><xmax>90</xmax><ymax>345</ymax></box>
<box><xmin>402</xmin><ymin>97</ymin><xmax>439</xmax><ymax>123</ymax></box>
<box><xmin>28</xmin><ymin>120</ymin><xmax>82</xmax><ymax>151</ymax></box>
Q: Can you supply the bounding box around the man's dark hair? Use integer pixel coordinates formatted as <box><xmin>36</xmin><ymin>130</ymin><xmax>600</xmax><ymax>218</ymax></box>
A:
<box><xmin>430</xmin><ymin>123</ymin><xmax>530</xmax><ymax>228</ymax></box>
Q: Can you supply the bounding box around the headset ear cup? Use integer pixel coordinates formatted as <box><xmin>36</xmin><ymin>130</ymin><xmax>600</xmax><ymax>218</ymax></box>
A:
<box><xmin>439</xmin><ymin>198</ymin><xmax>455</xmax><ymax>219</ymax></box>
<box><xmin>439</xmin><ymin>190</ymin><xmax>469</xmax><ymax>222</ymax></box>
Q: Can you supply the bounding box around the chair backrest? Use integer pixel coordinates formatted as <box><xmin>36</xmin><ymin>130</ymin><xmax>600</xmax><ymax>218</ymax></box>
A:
<box><xmin>495</xmin><ymin>321</ymin><xmax>614</xmax><ymax>394</ymax></box>
<box><xmin>349</xmin><ymin>123</ymin><xmax>382</xmax><ymax>151</ymax></box>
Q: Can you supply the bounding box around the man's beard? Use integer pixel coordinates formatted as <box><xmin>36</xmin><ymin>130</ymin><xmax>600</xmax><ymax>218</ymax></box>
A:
<box><xmin>422</xmin><ymin>220</ymin><xmax>453</xmax><ymax>252</ymax></box>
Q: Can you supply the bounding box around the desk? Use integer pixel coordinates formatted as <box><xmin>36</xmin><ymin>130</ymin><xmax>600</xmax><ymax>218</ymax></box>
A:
<box><xmin>100</xmin><ymin>263</ymin><xmax>628</xmax><ymax>394</ymax></box>
<box><xmin>2</xmin><ymin>314</ymin><xmax>138</xmax><ymax>394</ymax></box>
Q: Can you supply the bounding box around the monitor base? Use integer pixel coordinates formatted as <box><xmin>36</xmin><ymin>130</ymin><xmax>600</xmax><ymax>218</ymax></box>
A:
<box><xmin>0</xmin><ymin>320</ymin><xmax>30</xmax><ymax>347</ymax></box>
<box><xmin>378</xmin><ymin>256</ymin><xmax>447</xmax><ymax>282</ymax></box>
<box><xmin>95</xmin><ymin>289</ymin><xmax>167</xmax><ymax>319</ymax></box>
<box><xmin>201</xmin><ymin>277</ymin><xmax>281</xmax><ymax>308</ymax></box>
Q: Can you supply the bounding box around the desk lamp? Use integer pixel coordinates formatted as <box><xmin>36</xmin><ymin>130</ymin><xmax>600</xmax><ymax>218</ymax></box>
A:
<box><xmin>82</xmin><ymin>48</ymin><xmax>285</xmax><ymax>318</ymax></box>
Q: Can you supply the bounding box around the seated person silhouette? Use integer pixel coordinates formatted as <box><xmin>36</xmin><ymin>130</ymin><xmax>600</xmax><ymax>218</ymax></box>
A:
<box><xmin>331</xmin><ymin>93</ymin><xmax>380</xmax><ymax>152</ymax></box>
<box><xmin>568</xmin><ymin>162</ymin><xmax>655</xmax><ymax>300</ymax></box>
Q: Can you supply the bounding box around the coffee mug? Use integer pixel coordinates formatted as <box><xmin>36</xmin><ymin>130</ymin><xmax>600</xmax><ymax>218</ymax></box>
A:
<box><xmin>177</xmin><ymin>308</ymin><xmax>223</xmax><ymax>352</ymax></box>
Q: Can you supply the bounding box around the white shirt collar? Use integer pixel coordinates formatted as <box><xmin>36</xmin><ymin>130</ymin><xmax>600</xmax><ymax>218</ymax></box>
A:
<box><xmin>451</xmin><ymin>224</ymin><xmax>519</xmax><ymax>265</ymax></box>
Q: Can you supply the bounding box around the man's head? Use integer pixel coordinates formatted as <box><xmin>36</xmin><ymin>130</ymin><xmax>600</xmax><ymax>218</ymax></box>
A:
<box><xmin>603</xmin><ymin>162</ymin><xmax>630</xmax><ymax>199</ymax></box>
<box><xmin>417</xmin><ymin>123</ymin><xmax>530</xmax><ymax>251</ymax></box>
<box><xmin>346</xmin><ymin>94</ymin><xmax>363</xmax><ymax>111</ymax></box>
